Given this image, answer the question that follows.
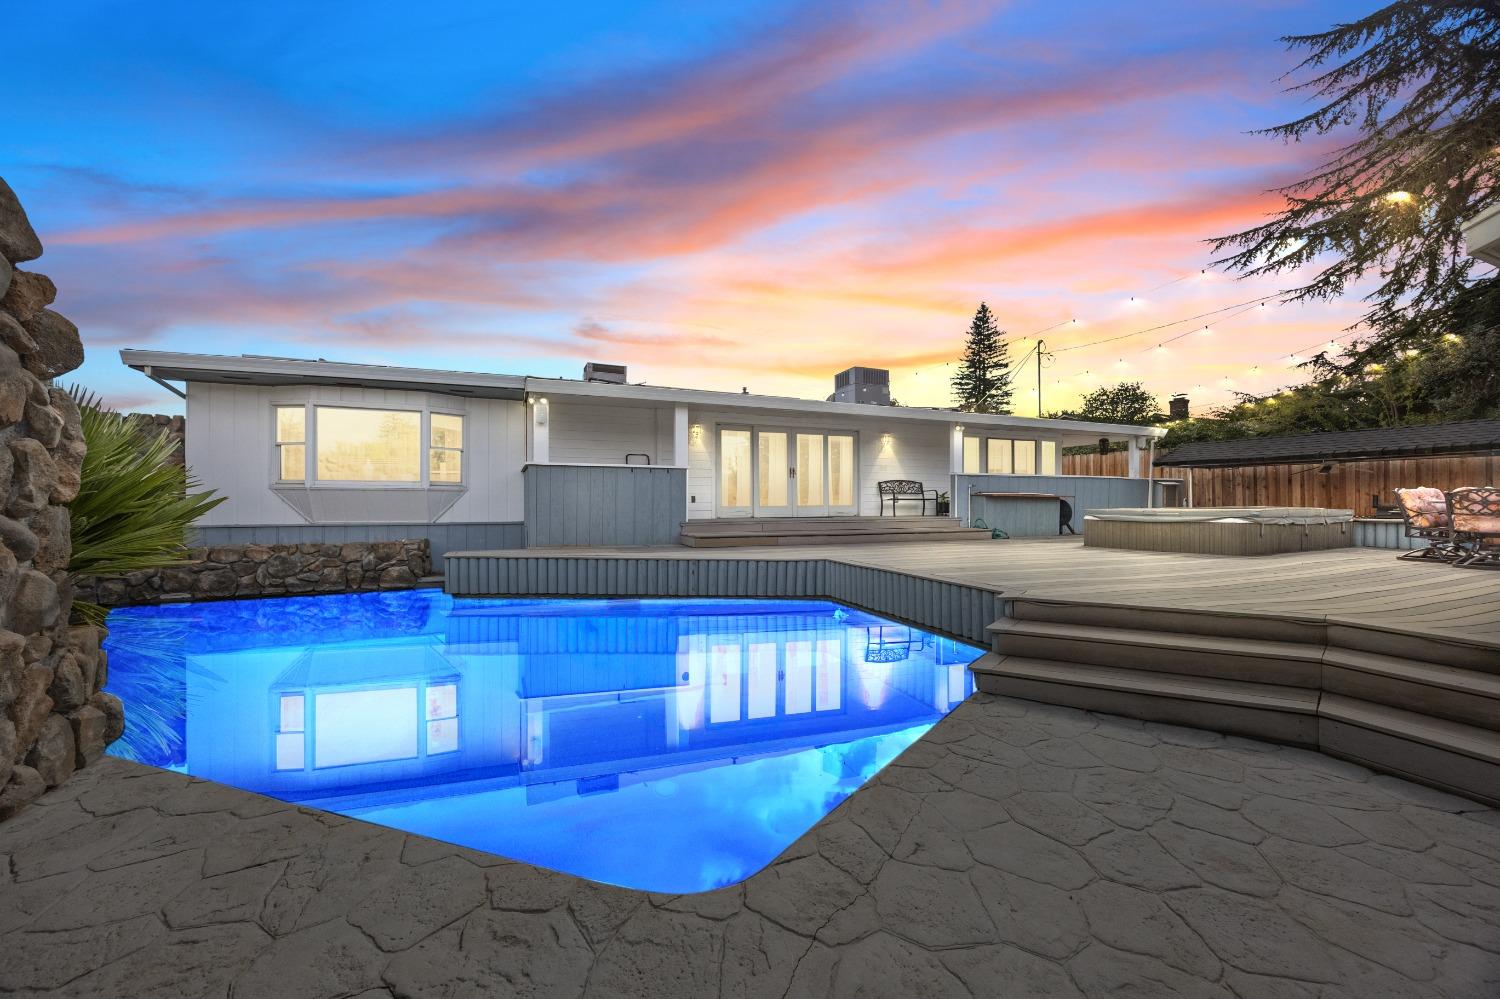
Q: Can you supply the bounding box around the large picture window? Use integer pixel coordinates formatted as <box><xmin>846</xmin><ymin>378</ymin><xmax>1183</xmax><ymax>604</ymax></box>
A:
<box><xmin>963</xmin><ymin>436</ymin><xmax>1049</xmax><ymax>475</ymax></box>
<box><xmin>316</xmin><ymin>407</ymin><xmax>421</xmax><ymax>482</ymax></box>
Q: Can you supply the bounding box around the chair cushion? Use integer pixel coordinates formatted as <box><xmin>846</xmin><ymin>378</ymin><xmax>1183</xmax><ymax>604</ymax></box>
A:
<box><xmin>1395</xmin><ymin>487</ymin><xmax>1449</xmax><ymax>529</ymax></box>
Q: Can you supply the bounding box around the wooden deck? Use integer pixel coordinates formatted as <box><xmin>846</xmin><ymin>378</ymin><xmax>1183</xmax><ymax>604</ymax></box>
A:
<box><xmin>444</xmin><ymin>537</ymin><xmax>1500</xmax><ymax>802</ymax></box>
<box><xmin>448</xmin><ymin>536</ymin><xmax>1500</xmax><ymax>648</ymax></box>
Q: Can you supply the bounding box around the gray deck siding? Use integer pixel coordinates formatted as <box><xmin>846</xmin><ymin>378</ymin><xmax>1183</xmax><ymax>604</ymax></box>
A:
<box><xmin>952</xmin><ymin>473</ymin><xmax>1152</xmax><ymax>531</ymax></box>
<box><xmin>523</xmin><ymin>464</ymin><xmax>687</xmax><ymax>547</ymax></box>
<box><xmin>445</xmin><ymin>554</ymin><xmax>1002</xmax><ymax>644</ymax></box>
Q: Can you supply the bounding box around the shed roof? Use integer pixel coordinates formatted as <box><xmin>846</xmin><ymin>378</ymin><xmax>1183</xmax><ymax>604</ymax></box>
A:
<box><xmin>1155</xmin><ymin>419</ymin><xmax>1500</xmax><ymax>468</ymax></box>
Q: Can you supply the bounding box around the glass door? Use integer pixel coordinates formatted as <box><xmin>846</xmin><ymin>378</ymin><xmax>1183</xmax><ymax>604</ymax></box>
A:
<box><xmin>826</xmin><ymin>434</ymin><xmax>857</xmax><ymax>515</ymax></box>
<box><xmin>756</xmin><ymin>430</ymin><xmax>792</xmax><ymax>516</ymax></box>
<box><xmin>717</xmin><ymin>428</ymin><xmax>753</xmax><ymax>517</ymax></box>
<box><xmin>794</xmin><ymin>434</ymin><xmax>826</xmax><ymax>516</ymax></box>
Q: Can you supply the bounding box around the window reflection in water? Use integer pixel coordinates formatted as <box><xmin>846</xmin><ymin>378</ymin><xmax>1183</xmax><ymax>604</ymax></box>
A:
<box><xmin>104</xmin><ymin>593</ymin><xmax>981</xmax><ymax>893</ymax></box>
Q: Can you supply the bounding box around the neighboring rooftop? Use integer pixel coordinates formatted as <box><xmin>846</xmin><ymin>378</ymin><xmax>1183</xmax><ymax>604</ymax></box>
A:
<box><xmin>1156</xmin><ymin>419</ymin><xmax>1500</xmax><ymax>468</ymax></box>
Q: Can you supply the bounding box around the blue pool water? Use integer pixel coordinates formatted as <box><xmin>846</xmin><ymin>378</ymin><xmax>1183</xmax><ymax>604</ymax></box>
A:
<box><xmin>104</xmin><ymin>591</ymin><xmax>980</xmax><ymax>892</ymax></box>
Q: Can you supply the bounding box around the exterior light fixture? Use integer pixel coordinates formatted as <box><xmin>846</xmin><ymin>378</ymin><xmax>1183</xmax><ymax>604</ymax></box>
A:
<box><xmin>1383</xmin><ymin>190</ymin><xmax>1413</xmax><ymax>204</ymax></box>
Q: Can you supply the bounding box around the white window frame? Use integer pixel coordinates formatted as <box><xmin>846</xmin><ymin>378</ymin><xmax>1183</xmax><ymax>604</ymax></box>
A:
<box><xmin>274</xmin><ymin>405</ymin><xmax>308</xmax><ymax>483</ymax></box>
<box><xmin>963</xmin><ymin>435</ymin><xmax>1046</xmax><ymax>476</ymax></box>
<box><xmin>270</xmin><ymin>400</ymin><xmax>467</xmax><ymax>490</ymax></box>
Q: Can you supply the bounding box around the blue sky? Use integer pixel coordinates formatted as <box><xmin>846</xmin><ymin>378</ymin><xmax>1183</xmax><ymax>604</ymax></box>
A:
<box><xmin>6</xmin><ymin>0</ymin><xmax>1374</xmax><ymax>413</ymax></box>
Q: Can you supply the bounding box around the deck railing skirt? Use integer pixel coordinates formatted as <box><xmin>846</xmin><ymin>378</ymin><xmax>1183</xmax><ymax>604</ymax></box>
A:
<box><xmin>444</xmin><ymin>553</ymin><xmax>1002</xmax><ymax>645</ymax></box>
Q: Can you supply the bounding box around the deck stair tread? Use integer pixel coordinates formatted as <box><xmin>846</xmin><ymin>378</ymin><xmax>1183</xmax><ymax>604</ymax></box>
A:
<box><xmin>682</xmin><ymin>530</ymin><xmax>992</xmax><ymax>548</ymax></box>
<box><xmin>1320</xmin><ymin>693</ymin><xmax>1500</xmax><ymax>765</ymax></box>
<box><xmin>1323</xmin><ymin>646</ymin><xmax>1500</xmax><ymax>698</ymax></box>
<box><xmin>987</xmin><ymin>618</ymin><xmax>1325</xmax><ymax>661</ymax></box>
<box><xmin>968</xmin><ymin>653</ymin><xmax>1321</xmax><ymax>713</ymax></box>
<box><xmin>680</xmin><ymin>517</ymin><xmax>993</xmax><ymax>547</ymax></box>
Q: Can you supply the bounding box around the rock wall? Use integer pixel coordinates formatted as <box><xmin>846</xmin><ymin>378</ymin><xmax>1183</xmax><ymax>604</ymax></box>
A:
<box><xmin>126</xmin><ymin>412</ymin><xmax>185</xmax><ymax>466</ymax></box>
<box><xmin>0</xmin><ymin>177</ymin><xmax>119</xmax><ymax>821</ymax></box>
<box><xmin>76</xmin><ymin>539</ymin><xmax>431</xmax><ymax>606</ymax></box>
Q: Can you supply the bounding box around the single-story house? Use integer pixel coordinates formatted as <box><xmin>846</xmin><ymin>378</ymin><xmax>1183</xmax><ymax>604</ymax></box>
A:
<box><xmin>121</xmin><ymin>351</ymin><xmax>1169</xmax><ymax>563</ymax></box>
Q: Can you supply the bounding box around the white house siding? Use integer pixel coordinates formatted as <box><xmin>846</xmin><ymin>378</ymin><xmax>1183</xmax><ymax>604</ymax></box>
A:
<box><xmin>187</xmin><ymin>382</ymin><xmax>524</xmax><ymax>527</ymax></box>
<box><xmin>683</xmin><ymin>407</ymin><xmax>953</xmax><ymax>519</ymax></box>
<box><xmin>548</xmin><ymin>400</ymin><xmax>660</xmax><ymax>465</ymax></box>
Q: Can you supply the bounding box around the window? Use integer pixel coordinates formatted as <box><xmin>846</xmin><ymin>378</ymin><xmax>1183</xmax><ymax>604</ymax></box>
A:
<box><xmin>275</xmin><ymin>694</ymin><xmax>305</xmax><ymax>771</ymax></box>
<box><xmin>429</xmin><ymin>413</ymin><xmax>464</xmax><ymax>484</ymax></box>
<box><xmin>315</xmin><ymin>407</ymin><xmax>421</xmax><ymax>482</ymax></box>
<box><xmin>1040</xmin><ymin>440</ymin><xmax>1057</xmax><ymax>474</ymax></box>
<box><xmin>425</xmin><ymin>682</ymin><xmax>459</xmax><ymax>754</ymax></box>
<box><xmin>1014</xmin><ymin>440</ymin><xmax>1037</xmax><ymax>475</ymax></box>
<box><xmin>275</xmin><ymin>407</ymin><xmax>306</xmax><ymax>482</ymax></box>
<box><xmin>986</xmin><ymin>439</ymin><xmax>1013</xmax><ymax>474</ymax></box>
<box><xmin>962</xmin><ymin>436</ymin><xmax>981</xmax><ymax>474</ymax></box>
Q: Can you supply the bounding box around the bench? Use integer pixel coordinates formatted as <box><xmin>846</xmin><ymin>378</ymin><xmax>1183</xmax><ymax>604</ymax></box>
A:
<box><xmin>878</xmin><ymin>479</ymin><xmax>938</xmax><ymax>516</ymax></box>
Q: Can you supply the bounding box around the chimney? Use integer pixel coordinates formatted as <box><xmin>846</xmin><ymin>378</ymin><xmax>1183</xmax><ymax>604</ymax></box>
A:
<box><xmin>583</xmin><ymin>362</ymin><xmax>627</xmax><ymax>385</ymax></box>
<box><xmin>831</xmin><ymin>366</ymin><xmax>892</xmax><ymax>405</ymax></box>
<box><xmin>1169</xmin><ymin>394</ymin><xmax>1190</xmax><ymax>420</ymax></box>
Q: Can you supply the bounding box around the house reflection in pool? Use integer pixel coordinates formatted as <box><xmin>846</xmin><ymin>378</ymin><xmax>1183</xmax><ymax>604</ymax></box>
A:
<box><xmin>105</xmin><ymin>593</ymin><xmax>980</xmax><ymax>891</ymax></box>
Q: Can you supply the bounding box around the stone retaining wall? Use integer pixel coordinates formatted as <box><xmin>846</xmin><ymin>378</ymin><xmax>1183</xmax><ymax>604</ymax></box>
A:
<box><xmin>1</xmin><ymin>177</ymin><xmax>120</xmax><ymax>821</ymax></box>
<box><xmin>76</xmin><ymin>539</ymin><xmax>432</xmax><ymax>606</ymax></box>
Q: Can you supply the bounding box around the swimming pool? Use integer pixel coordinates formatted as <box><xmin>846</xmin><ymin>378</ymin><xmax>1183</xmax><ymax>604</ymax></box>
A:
<box><xmin>104</xmin><ymin>591</ymin><xmax>981</xmax><ymax>892</ymax></box>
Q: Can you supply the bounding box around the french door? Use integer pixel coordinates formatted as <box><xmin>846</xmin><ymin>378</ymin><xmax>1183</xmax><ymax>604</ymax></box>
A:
<box><xmin>717</xmin><ymin>427</ymin><xmax>857</xmax><ymax>517</ymax></box>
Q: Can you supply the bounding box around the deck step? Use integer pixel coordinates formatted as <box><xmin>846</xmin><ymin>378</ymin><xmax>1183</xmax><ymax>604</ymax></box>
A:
<box><xmin>681</xmin><ymin>528</ymin><xmax>993</xmax><ymax>548</ymax></box>
<box><xmin>987</xmin><ymin>618</ymin><xmax>1324</xmax><ymax>688</ymax></box>
<box><xmin>1322</xmin><ymin>647</ymin><xmax>1500</xmax><ymax>732</ymax></box>
<box><xmin>1319</xmin><ymin>694</ymin><xmax>1500</xmax><ymax>807</ymax></box>
<box><xmin>682</xmin><ymin>516</ymin><xmax>964</xmax><ymax>535</ymax></box>
<box><xmin>1007</xmin><ymin>598</ymin><xmax>1325</xmax><ymax>645</ymax></box>
<box><xmin>968</xmin><ymin>652</ymin><xmax>1320</xmax><ymax>746</ymax></box>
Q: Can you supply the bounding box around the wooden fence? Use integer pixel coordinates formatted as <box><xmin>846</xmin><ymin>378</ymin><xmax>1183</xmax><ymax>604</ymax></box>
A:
<box><xmin>1062</xmin><ymin>451</ymin><xmax>1499</xmax><ymax>517</ymax></box>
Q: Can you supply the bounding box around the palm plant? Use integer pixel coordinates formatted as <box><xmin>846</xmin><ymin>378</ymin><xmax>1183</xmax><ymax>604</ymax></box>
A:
<box><xmin>67</xmin><ymin>391</ymin><xmax>225</xmax><ymax>623</ymax></box>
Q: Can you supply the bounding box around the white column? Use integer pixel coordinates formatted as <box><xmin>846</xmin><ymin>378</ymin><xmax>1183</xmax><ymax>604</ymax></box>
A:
<box><xmin>672</xmin><ymin>405</ymin><xmax>689</xmax><ymax>467</ymax></box>
<box><xmin>1145</xmin><ymin>439</ymin><xmax>1156</xmax><ymax>507</ymax></box>
<box><xmin>1127</xmin><ymin>435</ymin><xmax>1141</xmax><ymax>478</ymax></box>
<box><xmin>949</xmin><ymin>424</ymin><xmax>966</xmax><ymax>474</ymax></box>
<box><xmin>531</xmin><ymin>397</ymin><xmax>550</xmax><ymax>464</ymax></box>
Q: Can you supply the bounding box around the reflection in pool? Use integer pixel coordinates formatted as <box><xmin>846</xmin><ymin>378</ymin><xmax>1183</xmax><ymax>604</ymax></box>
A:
<box><xmin>105</xmin><ymin>592</ymin><xmax>980</xmax><ymax>892</ymax></box>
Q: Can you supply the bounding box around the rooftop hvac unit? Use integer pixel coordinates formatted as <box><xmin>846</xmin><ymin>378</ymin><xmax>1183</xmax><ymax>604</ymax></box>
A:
<box><xmin>583</xmin><ymin>362</ymin><xmax>627</xmax><ymax>385</ymax></box>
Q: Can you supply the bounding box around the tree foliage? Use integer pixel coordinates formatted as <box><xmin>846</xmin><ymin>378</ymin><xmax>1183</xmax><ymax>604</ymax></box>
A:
<box><xmin>67</xmin><ymin>392</ymin><xmax>224</xmax><ymax>623</ymax></box>
<box><xmin>1047</xmin><ymin>381</ymin><xmax>1166</xmax><ymax>425</ymax></box>
<box><xmin>950</xmin><ymin>302</ymin><xmax>1013</xmax><ymax>413</ymax></box>
<box><xmin>1211</xmin><ymin>2</ymin><xmax>1500</xmax><ymax>339</ymax></box>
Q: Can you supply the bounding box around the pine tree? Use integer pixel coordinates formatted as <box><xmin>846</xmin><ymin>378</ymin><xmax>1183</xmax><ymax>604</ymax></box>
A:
<box><xmin>951</xmin><ymin>303</ymin><xmax>1013</xmax><ymax>413</ymax></box>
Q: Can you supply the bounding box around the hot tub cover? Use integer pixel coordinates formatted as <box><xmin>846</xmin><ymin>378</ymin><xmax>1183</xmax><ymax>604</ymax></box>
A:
<box><xmin>1085</xmin><ymin>507</ymin><xmax>1354</xmax><ymax>526</ymax></box>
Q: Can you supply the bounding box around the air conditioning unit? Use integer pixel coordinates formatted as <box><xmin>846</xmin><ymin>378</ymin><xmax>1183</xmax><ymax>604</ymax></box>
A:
<box><xmin>583</xmin><ymin>362</ymin><xmax>627</xmax><ymax>385</ymax></box>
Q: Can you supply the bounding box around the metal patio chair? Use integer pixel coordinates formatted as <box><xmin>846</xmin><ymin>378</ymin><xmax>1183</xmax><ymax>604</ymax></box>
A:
<box><xmin>1393</xmin><ymin>486</ymin><xmax>1462</xmax><ymax>562</ymax></box>
<box><xmin>1448</xmin><ymin>486</ymin><xmax>1500</xmax><ymax>569</ymax></box>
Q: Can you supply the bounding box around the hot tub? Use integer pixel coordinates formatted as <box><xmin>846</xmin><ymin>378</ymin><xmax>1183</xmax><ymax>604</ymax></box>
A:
<box><xmin>1083</xmin><ymin>507</ymin><xmax>1353</xmax><ymax>556</ymax></box>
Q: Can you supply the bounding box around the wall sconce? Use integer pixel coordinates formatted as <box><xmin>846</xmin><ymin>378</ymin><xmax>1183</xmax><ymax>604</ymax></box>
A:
<box><xmin>954</xmin><ymin>425</ymin><xmax>965</xmax><ymax>433</ymax></box>
<box><xmin>689</xmin><ymin>424</ymin><xmax>704</xmax><ymax>444</ymax></box>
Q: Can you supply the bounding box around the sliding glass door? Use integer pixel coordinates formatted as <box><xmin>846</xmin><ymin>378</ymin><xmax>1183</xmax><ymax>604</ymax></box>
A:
<box><xmin>717</xmin><ymin>427</ymin><xmax>858</xmax><ymax>517</ymax></box>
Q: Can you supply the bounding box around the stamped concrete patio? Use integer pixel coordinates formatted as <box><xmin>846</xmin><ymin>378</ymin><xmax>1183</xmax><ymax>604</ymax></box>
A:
<box><xmin>2</xmin><ymin>693</ymin><xmax>1497</xmax><ymax>998</ymax></box>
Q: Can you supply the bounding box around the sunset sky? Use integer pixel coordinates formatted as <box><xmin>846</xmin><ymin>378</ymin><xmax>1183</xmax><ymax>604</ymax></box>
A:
<box><xmin>8</xmin><ymin>0</ymin><xmax>1379</xmax><ymax>415</ymax></box>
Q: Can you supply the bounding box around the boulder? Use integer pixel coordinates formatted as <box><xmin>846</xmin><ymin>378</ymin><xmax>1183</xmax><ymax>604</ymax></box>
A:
<box><xmin>379</xmin><ymin>565</ymin><xmax>418</xmax><ymax>589</ymax></box>
<box><xmin>19</xmin><ymin>309</ymin><xmax>83</xmax><ymax>379</ymax></box>
<box><xmin>23</xmin><ymin>714</ymin><xmax>74</xmax><ymax>786</ymax></box>
<box><xmin>0</xmin><ymin>349</ymin><xmax>32</xmax><ymax>424</ymax></box>
<box><xmin>30</xmin><ymin>504</ymin><xmax>69</xmax><ymax>576</ymax></box>
<box><xmin>0</xmin><ymin>178</ymin><xmax>43</xmax><ymax>263</ymax></box>
<box><xmin>24</xmin><ymin>395</ymin><xmax>63</xmax><ymax>447</ymax></box>
<box><xmin>50</xmin><ymin>386</ymin><xmax>82</xmax><ymax>441</ymax></box>
<box><xmin>0</xmin><ymin>765</ymin><xmax>45</xmax><ymax>821</ymax></box>
<box><xmin>158</xmin><ymin>566</ymin><xmax>198</xmax><ymax>594</ymax></box>
<box><xmin>0</xmin><ymin>515</ymin><xmax>38</xmax><ymax>562</ymax></box>
<box><xmin>47</xmin><ymin>652</ymin><xmax>88</xmax><ymax>712</ymax></box>
<box><xmin>0</xmin><ymin>717</ymin><xmax>14</xmax><ymax>787</ymax></box>
<box><xmin>195</xmin><ymin>568</ymin><xmax>238</xmax><ymax>598</ymax></box>
<box><xmin>69</xmin><ymin>704</ymin><xmax>107</xmax><ymax>767</ymax></box>
<box><xmin>91</xmin><ymin>691</ymin><xmax>126</xmax><ymax>745</ymax></box>
<box><xmin>21</xmin><ymin>632</ymin><xmax>48</xmax><ymax>664</ymax></box>
<box><xmin>8</xmin><ymin>569</ymin><xmax>59</xmax><ymax>634</ymax></box>
<box><xmin>0</xmin><ymin>269</ymin><xmax>55</xmax><ymax>322</ymax></box>
<box><xmin>7</xmin><ymin>664</ymin><xmax>53</xmax><ymax>751</ymax></box>
<box><xmin>50</xmin><ymin>437</ymin><xmax>85</xmax><ymax>503</ymax></box>
<box><xmin>0</xmin><ymin>255</ymin><xmax>10</xmax><ymax>299</ymax></box>
<box><xmin>7</xmin><ymin>438</ymin><xmax>57</xmax><ymax>517</ymax></box>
